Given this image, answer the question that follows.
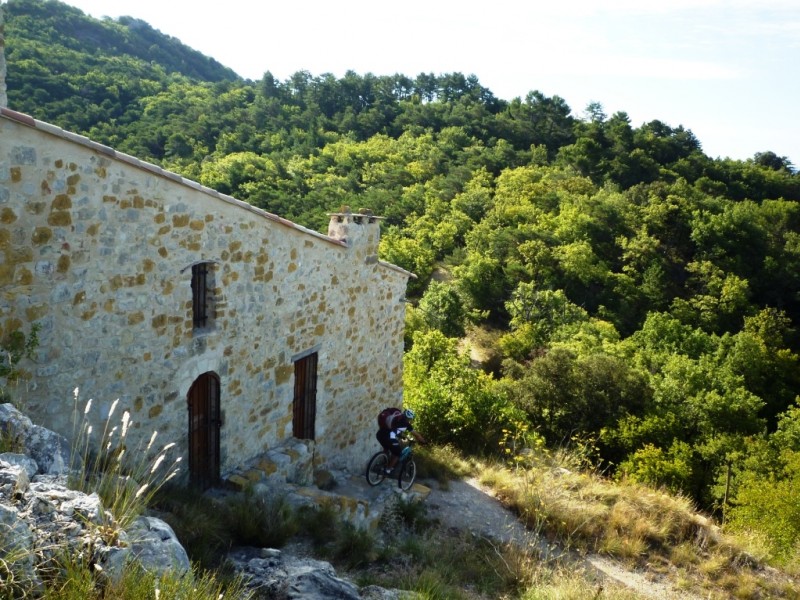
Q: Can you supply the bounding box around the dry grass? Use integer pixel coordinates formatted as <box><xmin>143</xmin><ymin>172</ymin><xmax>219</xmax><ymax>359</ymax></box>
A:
<box><xmin>413</xmin><ymin>443</ymin><xmax>475</xmax><ymax>488</ymax></box>
<box><xmin>475</xmin><ymin>448</ymin><xmax>800</xmax><ymax>599</ymax></box>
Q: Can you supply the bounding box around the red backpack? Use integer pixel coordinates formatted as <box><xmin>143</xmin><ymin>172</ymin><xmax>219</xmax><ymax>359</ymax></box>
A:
<box><xmin>377</xmin><ymin>407</ymin><xmax>403</xmax><ymax>430</ymax></box>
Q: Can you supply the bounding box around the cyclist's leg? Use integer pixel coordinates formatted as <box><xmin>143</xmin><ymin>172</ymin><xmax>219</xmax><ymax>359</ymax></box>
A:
<box><xmin>377</xmin><ymin>429</ymin><xmax>402</xmax><ymax>472</ymax></box>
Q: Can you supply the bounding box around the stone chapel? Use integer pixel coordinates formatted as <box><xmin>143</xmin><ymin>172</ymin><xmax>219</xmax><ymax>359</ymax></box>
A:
<box><xmin>0</xmin><ymin>103</ymin><xmax>412</xmax><ymax>489</ymax></box>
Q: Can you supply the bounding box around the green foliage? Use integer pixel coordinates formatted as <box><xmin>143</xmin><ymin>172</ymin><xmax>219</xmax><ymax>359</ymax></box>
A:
<box><xmin>404</xmin><ymin>330</ymin><xmax>524</xmax><ymax>453</ymax></box>
<box><xmin>379</xmin><ymin>231</ymin><xmax>435</xmax><ymax>296</ymax></box>
<box><xmin>727</xmin><ymin>449</ymin><xmax>800</xmax><ymax>564</ymax></box>
<box><xmin>616</xmin><ymin>441</ymin><xmax>695</xmax><ymax>494</ymax></box>
<box><xmin>412</xmin><ymin>443</ymin><xmax>473</xmax><ymax>486</ymax></box>
<box><xmin>501</xmin><ymin>286</ymin><xmax>589</xmax><ymax>359</ymax></box>
<box><xmin>722</xmin><ymin>404</ymin><xmax>800</xmax><ymax>564</ymax></box>
<box><xmin>153</xmin><ymin>485</ymin><xmax>232</xmax><ymax>569</ymax></box>
<box><xmin>39</xmin><ymin>554</ymin><xmax>253</xmax><ymax>600</ymax></box>
<box><xmin>296</xmin><ymin>502</ymin><xmax>377</xmax><ymax>569</ymax></box>
<box><xmin>299</xmin><ymin>500</ymin><xmax>341</xmax><ymax>549</ymax></box>
<box><xmin>416</xmin><ymin>281</ymin><xmax>467</xmax><ymax>338</ymax></box>
<box><xmin>330</xmin><ymin>522</ymin><xmax>376</xmax><ymax>569</ymax></box>
<box><xmin>501</xmin><ymin>347</ymin><xmax>649</xmax><ymax>447</ymax></box>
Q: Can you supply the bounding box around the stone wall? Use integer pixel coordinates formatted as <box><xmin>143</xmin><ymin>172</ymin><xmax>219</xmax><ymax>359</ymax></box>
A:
<box><xmin>0</xmin><ymin>108</ymin><xmax>411</xmax><ymax>479</ymax></box>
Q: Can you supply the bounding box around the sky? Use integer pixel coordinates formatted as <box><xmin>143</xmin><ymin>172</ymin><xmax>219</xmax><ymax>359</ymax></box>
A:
<box><xmin>53</xmin><ymin>0</ymin><xmax>800</xmax><ymax>165</ymax></box>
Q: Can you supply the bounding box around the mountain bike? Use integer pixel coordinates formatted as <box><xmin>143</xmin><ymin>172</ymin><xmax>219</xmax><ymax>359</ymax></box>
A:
<box><xmin>365</xmin><ymin>440</ymin><xmax>417</xmax><ymax>491</ymax></box>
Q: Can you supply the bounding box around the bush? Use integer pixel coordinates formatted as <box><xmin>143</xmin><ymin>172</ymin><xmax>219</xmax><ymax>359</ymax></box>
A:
<box><xmin>727</xmin><ymin>449</ymin><xmax>800</xmax><ymax>564</ymax></box>
<box><xmin>299</xmin><ymin>500</ymin><xmax>340</xmax><ymax>550</ymax></box>
<box><xmin>413</xmin><ymin>444</ymin><xmax>472</xmax><ymax>488</ymax></box>
<box><xmin>223</xmin><ymin>487</ymin><xmax>299</xmax><ymax>549</ymax></box>
<box><xmin>331</xmin><ymin>522</ymin><xmax>375</xmax><ymax>569</ymax></box>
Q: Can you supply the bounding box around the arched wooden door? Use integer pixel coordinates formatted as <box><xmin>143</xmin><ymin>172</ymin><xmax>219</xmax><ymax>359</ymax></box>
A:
<box><xmin>187</xmin><ymin>372</ymin><xmax>220</xmax><ymax>490</ymax></box>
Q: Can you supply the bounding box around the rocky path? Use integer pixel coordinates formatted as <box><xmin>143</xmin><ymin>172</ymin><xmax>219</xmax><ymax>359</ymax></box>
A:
<box><xmin>423</xmin><ymin>477</ymin><xmax>540</xmax><ymax>548</ymax></box>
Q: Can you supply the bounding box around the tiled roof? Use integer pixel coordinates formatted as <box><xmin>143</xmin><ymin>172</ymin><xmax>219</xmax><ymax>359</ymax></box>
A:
<box><xmin>0</xmin><ymin>106</ymin><xmax>414</xmax><ymax>278</ymax></box>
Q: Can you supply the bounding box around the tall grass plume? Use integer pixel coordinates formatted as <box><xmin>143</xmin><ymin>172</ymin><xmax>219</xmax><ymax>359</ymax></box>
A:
<box><xmin>68</xmin><ymin>388</ymin><xmax>182</xmax><ymax>529</ymax></box>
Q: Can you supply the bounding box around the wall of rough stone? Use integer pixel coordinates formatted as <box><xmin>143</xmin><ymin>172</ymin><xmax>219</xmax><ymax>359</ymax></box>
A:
<box><xmin>0</xmin><ymin>108</ymin><xmax>410</xmax><ymax>478</ymax></box>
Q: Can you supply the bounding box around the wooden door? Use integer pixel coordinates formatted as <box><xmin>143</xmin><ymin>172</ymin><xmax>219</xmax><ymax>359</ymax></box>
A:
<box><xmin>292</xmin><ymin>352</ymin><xmax>318</xmax><ymax>440</ymax></box>
<box><xmin>187</xmin><ymin>372</ymin><xmax>220</xmax><ymax>489</ymax></box>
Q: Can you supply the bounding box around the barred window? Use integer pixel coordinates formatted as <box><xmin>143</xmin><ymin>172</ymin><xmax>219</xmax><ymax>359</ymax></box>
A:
<box><xmin>190</xmin><ymin>262</ymin><xmax>216</xmax><ymax>330</ymax></box>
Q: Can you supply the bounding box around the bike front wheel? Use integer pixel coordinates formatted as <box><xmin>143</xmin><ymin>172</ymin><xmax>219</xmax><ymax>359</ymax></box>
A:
<box><xmin>366</xmin><ymin>452</ymin><xmax>389</xmax><ymax>486</ymax></box>
<box><xmin>398</xmin><ymin>457</ymin><xmax>417</xmax><ymax>491</ymax></box>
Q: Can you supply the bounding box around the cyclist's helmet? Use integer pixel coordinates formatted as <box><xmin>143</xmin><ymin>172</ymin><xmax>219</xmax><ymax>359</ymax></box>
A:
<box><xmin>403</xmin><ymin>408</ymin><xmax>416</xmax><ymax>420</ymax></box>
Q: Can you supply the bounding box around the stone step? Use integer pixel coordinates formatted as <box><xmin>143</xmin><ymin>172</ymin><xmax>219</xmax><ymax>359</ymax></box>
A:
<box><xmin>246</xmin><ymin>473</ymin><xmax>431</xmax><ymax>530</ymax></box>
<box><xmin>293</xmin><ymin>474</ymin><xmax>431</xmax><ymax>529</ymax></box>
<box><xmin>223</xmin><ymin>438</ymin><xmax>315</xmax><ymax>490</ymax></box>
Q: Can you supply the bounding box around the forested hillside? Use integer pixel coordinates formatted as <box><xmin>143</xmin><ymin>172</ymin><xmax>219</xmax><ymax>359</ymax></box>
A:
<box><xmin>6</xmin><ymin>0</ymin><xmax>800</xmax><ymax>567</ymax></box>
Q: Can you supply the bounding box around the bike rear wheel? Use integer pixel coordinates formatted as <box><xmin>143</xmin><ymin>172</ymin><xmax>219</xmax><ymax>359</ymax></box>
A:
<box><xmin>366</xmin><ymin>452</ymin><xmax>389</xmax><ymax>486</ymax></box>
<box><xmin>398</xmin><ymin>457</ymin><xmax>416</xmax><ymax>490</ymax></box>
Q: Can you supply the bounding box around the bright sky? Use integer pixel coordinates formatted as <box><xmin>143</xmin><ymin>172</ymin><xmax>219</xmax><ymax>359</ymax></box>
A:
<box><xmin>55</xmin><ymin>0</ymin><xmax>800</xmax><ymax>165</ymax></box>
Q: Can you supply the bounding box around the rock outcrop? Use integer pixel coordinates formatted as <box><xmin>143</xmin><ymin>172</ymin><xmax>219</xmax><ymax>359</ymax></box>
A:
<box><xmin>0</xmin><ymin>402</ymin><xmax>189</xmax><ymax>591</ymax></box>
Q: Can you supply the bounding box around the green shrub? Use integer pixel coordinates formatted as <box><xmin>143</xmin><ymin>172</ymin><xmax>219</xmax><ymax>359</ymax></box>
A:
<box><xmin>154</xmin><ymin>485</ymin><xmax>232</xmax><ymax>568</ymax></box>
<box><xmin>727</xmin><ymin>449</ymin><xmax>800</xmax><ymax>564</ymax></box>
<box><xmin>331</xmin><ymin>522</ymin><xmax>375</xmax><ymax>569</ymax></box>
<box><xmin>616</xmin><ymin>441</ymin><xmax>694</xmax><ymax>495</ymax></box>
<box><xmin>298</xmin><ymin>500</ymin><xmax>340</xmax><ymax>550</ymax></box>
<box><xmin>413</xmin><ymin>444</ymin><xmax>472</xmax><ymax>486</ymax></box>
<box><xmin>223</xmin><ymin>487</ymin><xmax>298</xmax><ymax>549</ymax></box>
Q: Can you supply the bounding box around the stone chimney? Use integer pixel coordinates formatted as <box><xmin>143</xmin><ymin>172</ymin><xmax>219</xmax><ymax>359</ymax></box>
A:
<box><xmin>0</xmin><ymin>3</ymin><xmax>6</xmax><ymax>108</ymax></box>
<box><xmin>327</xmin><ymin>206</ymin><xmax>383</xmax><ymax>264</ymax></box>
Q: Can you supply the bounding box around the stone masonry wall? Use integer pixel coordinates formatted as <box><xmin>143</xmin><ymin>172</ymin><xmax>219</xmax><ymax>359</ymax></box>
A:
<box><xmin>0</xmin><ymin>109</ymin><xmax>410</xmax><ymax>477</ymax></box>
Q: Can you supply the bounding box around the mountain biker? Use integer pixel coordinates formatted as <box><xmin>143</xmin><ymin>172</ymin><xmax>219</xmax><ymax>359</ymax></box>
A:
<box><xmin>376</xmin><ymin>408</ymin><xmax>427</xmax><ymax>474</ymax></box>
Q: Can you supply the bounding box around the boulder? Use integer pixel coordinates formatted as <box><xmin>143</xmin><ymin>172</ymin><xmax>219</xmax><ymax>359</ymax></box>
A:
<box><xmin>0</xmin><ymin>405</ymin><xmax>191</xmax><ymax>594</ymax></box>
<box><xmin>99</xmin><ymin>515</ymin><xmax>190</xmax><ymax>583</ymax></box>
<box><xmin>0</xmin><ymin>403</ymin><xmax>70</xmax><ymax>475</ymax></box>
<box><xmin>228</xmin><ymin>547</ymin><xmax>361</xmax><ymax>599</ymax></box>
<box><xmin>126</xmin><ymin>516</ymin><xmax>190</xmax><ymax>576</ymax></box>
<box><xmin>0</xmin><ymin>452</ymin><xmax>38</xmax><ymax>478</ymax></box>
